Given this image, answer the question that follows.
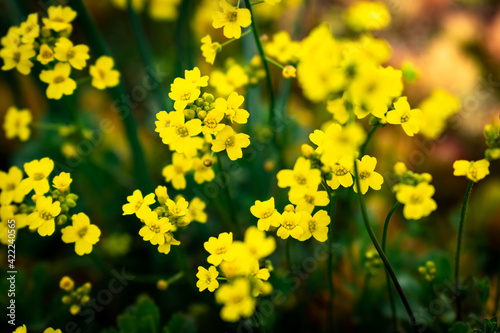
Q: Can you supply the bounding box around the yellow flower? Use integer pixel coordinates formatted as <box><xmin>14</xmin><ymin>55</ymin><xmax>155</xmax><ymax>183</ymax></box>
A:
<box><xmin>43</xmin><ymin>5</ymin><xmax>77</xmax><ymax>32</ymax></box>
<box><xmin>61</xmin><ymin>213</ymin><xmax>101</xmax><ymax>255</ymax></box>
<box><xmin>202</xmin><ymin>109</ymin><xmax>225</xmax><ymax>135</ymax></box>
<box><xmin>43</xmin><ymin>329</ymin><xmax>62</xmax><ymax>333</ymax></box>
<box><xmin>214</xmin><ymin>92</ymin><xmax>249</xmax><ymax>124</ymax></box>
<box><xmin>289</xmin><ymin>187</ymin><xmax>329</xmax><ymax>214</ymax></box>
<box><xmin>193</xmin><ymin>156</ymin><xmax>215</xmax><ymax>184</ymax></box>
<box><xmin>155</xmin><ymin>185</ymin><xmax>169</xmax><ymax>205</ymax></box>
<box><xmin>20</xmin><ymin>157</ymin><xmax>54</xmax><ymax>195</ymax></box>
<box><xmin>204</xmin><ymin>232</ymin><xmax>236</xmax><ymax>266</ymax></box>
<box><xmin>352</xmin><ymin>155</ymin><xmax>384</xmax><ymax>194</ymax></box>
<box><xmin>13</xmin><ymin>325</ymin><xmax>27</xmax><ymax>333</ymax></box>
<box><xmin>19</xmin><ymin>13</ymin><xmax>40</xmax><ymax>43</ymax></box>
<box><xmin>37</xmin><ymin>44</ymin><xmax>54</xmax><ymax>65</ymax></box>
<box><xmin>282</xmin><ymin>65</ymin><xmax>296</xmax><ymax>79</ymax></box>
<box><xmin>138</xmin><ymin>211</ymin><xmax>172</xmax><ymax>245</ymax></box>
<box><xmin>326</xmin><ymin>155</ymin><xmax>354</xmax><ymax>190</ymax></box>
<box><xmin>166</xmin><ymin>196</ymin><xmax>189</xmax><ymax>218</ymax></box>
<box><xmin>90</xmin><ymin>56</ymin><xmax>121</xmax><ymax>90</ymax></box>
<box><xmin>187</xmin><ymin>197</ymin><xmax>207</xmax><ymax>223</ymax></box>
<box><xmin>250</xmin><ymin>197</ymin><xmax>281</xmax><ymax>231</ymax></box>
<box><xmin>453</xmin><ymin>159</ymin><xmax>490</xmax><ymax>182</ymax></box>
<box><xmin>28</xmin><ymin>196</ymin><xmax>61</xmax><ymax>236</ymax></box>
<box><xmin>215</xmin><ymin>278</ymin><xmax>255</xmax><ymax>322</ymax></box>
<box><xmin>212</xmin><ymin>0</ymin><xmax>251</xmax><ymax>39</ymax></box>
<box><xmin>327</xmin><ymin>98</ymin><xmax>350</xmax><ymax>125</ymax></box>
<box><xmin>344</xmin><ymin>1</ymin><xmax>391</xmax><ymax>31</ymax></box>
<box><xmin>277</xmin><ymin>157</ymin><xmax>322</xmax><ymax>189</ymax></box>
<box><xmin>39</xmin><ymin>62</ymin><xmax>77</xmax><ymax>100</ymax></box>
<box><xmin>298</xmin><ymin>210</ymin><xmax>330</xmax><ymax>242</ymax></box>
<box><xmin>196</xmin><ymin>266</ymin><xmax>219</xmax><ymax>292</ymax></box>
<box><xmin>157</xmin><ymin>232</ymin><xmax>180</xmax><ymax>254</ymax></box>
<box><xmin>159</xmin><ymin>110</ymin><xmax>202</xmax><ymax>156</ymax></box>
<box><xmin>169</xmin><ymin>78</ymin><xmax>201</xmax><ymax>111</ymax></box>
<box><xmin>396</xmin><ymin>183</ymin><xmax>437</xmax><ymax>220</ymax></box>
<box><xmin>265</xmin><ymin>30</ymin><xmax>300</xmax><ymax>64</ymax></box>
<box><xmin>149</xmin><ymin>0</ymin><xmax>181</xmax><ymax>20</ymax></box>
<box><xmin>162</xmin><ymin>152</ymin><xmax>193</xmax><ymax>189</ymax></box>
<box><xmin>211</xmin><ymin>126</ymin><xmax>250</xmax><ymax>161</ymax></box>
<box><xmin>386</xmin><ymin>97</ymin><xmax>422</xmax><ymax>137</ymax></box>
<box><xmin>243</xmin><ymin>226</ymin><xmax>276</xmax><ymax>259</ymax></box>
<box><xmin>54</xmin><ymin>37</ymin><xmax>90</xmax><ymax>70</ymax></box>
<box><xmin>184</xmin><ymin>67</ymin><xmax>209</xmax><ymax>87</ymax></box>
<box><xmin>52</xmin><ymin>172</ymin><xmax>72</xmax><ymax>193</ymax></box>
<box><xmin>418</xmin><ymin>90</ymin><xmax>461</xmax><ymax>139</ymax></box>
<box><xmin>59</xmin><ymin>276</ymin><xmax>74</xmax><ymax>291</ymax></box>
<box><xmin>201</xmin><ymin>35</ymin><xmax>221</xmax><ymax>65</ymax></box>
<box><xmin>3</xmin><ymin>106</ymin><xmax>32</xmax><ymax>141</ymax></box>
<box><xmin>1</xmin><ymin>43</ymin><xmax>36</xmax><ymax>75</ymax></box>
<box><xmin>122</xmin><ymin>189</ymin><xmax>155</xmax><ymax>217</ymax></box>
<box><xmin>277</xmin><ymin>211</ymin><xmax>304</xmax><ymax>240</ymax></box>
<box><xmin>0</xmin><ymin>166</ymin><xmax>25</xmax><ymax>205</ymax></box>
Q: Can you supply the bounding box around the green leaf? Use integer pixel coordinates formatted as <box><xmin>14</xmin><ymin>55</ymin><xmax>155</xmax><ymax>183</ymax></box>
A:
<box><xmin>117</xmin><ymin>295</ymin><xmax>161</xmax><ymax>333</ymax></box>
<box><xmin>165</xmin><ymin>313</ymin><xmax>196</xmax><ymax>333</ymax></box>
<box><xmin>474</xmin><ymin>277</ymin><xmax>490</xmax><ymax>306</ymax></box>
<box><xmin>448</xmin><ymin>322</ymin><xmax>471</xmax><ymax>333</ymax></box>
<box><xmin>484</xmin><ymin>316</ymin><xmax>498</xmax><ymax>333</ymax></box>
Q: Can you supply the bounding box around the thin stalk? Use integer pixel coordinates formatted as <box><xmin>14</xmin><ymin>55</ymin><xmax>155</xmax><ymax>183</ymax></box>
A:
<box><xmin>166</xmin><ymin>271</ymin><xmax>184</xmax><ymax>286</ymax></box>
<box><xmin>322</xmin><ymin>180</ymin><xmax>336</xmax><ymax>332</ymax></box>
<box><xmin>353</xmin><ymin>160</ymin><xmax>419</xmax><ymax>333</ymax></box>
<box><xmin>265</xmin><ymin>57</ymin><xmax>284</xmax><ymax>70</ymax></box>
<box><xmin>76</xmin><ymin>76</ymin><xmax>91</xmax><ymax>85</ymax></box>
<box><xmin>243</xmin><ymin>0</ymin><xmax>275</xmax><ymax>125</ymax></box>
<box><xmin>71</xmin><ymin>0</ymin><xmax>152</xmax><ymax>193</ymax></box>
<box><xmin>126</xmin><ymin>0</ymin><xmax>168</xmax><ymax>110</ymax></box>
<box><xmin>454</xmin><ymin>179</ymin><xmax>474</xmax><ymax>321</ymax></box>
<box><xmin>250</xmin><ymin>0</ymin><xmax>265</xmax><ymax>5</ymax></box>
<box><xmin>382</xmin><ymin>201</ymin><xmax>401</xmax><ymax>333</ymax></box>
<box><xmin>217</xmin><ymin>155</ymin><xmax>242</xmax><ymax>238</ymax></box>
<box><xmin>494</xmin><ymin>265</ymin><xmax>500</xmax><ymax>316</ymax></box>
<box><xmin>220</xmin><ymin>28</ymin><xmax>253</xmax><ymax>47</ymax></box>
<box><xmin>360</xmin><ymin>123</ymin><xmax>380</xmax><ymax>156</ymax></box>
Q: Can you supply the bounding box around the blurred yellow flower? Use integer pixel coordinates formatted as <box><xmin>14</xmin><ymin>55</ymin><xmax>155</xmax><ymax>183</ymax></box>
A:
<box><xmin>39</xmin><ymin>62</ymin><xmax>77</xmax><ymax>100</ymax></box>
<box><xmin>90</xmin><ymin>56</ymin><xmax>121</xmax><ymax>90</ymax></box>
<box><xmin>277</xmin><ymin>157</ymin><xmax>321</xmax><ymax>189</ymax></box>
<box><xmin>215</xmin><ymin>278</ymin><xmax>255</xmax><ymax>322</ymax></box>
<box><xmin>59</xmin><ymin>276</ymin><xmax>75</xmax><ymax>291</ymax></box>
<box><xmin>43</xmin><ymin>5</ymin><xmax>77</xmax><ymax>32</ymax></box>
<box><xmin>19</xmin><ymin>13</ymin><xmax>40</xmax><ymax>43</ymax></box>
<box><xmin>162</xmin><ymin>152</ymin><xmax>193</xmax><ymax>189</ymax></box>
<box><xmin>344</xmin><ymin>1</ymin><xmax>391</xmax><ymax>31</ymax></box>
<box><xmin>0</xmin><ymin>43</ymin><xmax>36</xmax><ymax>75</ymax></box>
<box><xmin>54</xmin><ymin>37</ymin><xmax>90</xmax><ymax>70</ymax></box>
<box><xmin>201</xmin><ymin>35</ymin><xmax>221</xmax><ymax>65</ymax></box>
<box><xmin>453</xmin><ymin>159</ymin><xmax>490</xmax><ymax>182</ymax></box>
<box><xmin>396</xmin><ymin>183</ymin><xmax>437</xmax><ymax>220</ymax></box>
<box><xmin>352</xmin><ymin>155</ymin><xmax>384</xmax><ymax>195</ymax></box>
<box><xmin>20</xmin><ymin>157</ymin><xmax>54</xmax><ymax>195</ymax></box>
<box><xmin>3</xmin><ymin>106</ymin><xmax>32</xmax><ymax>141</ymax></box>
<box><xmin>37</xmin><ymin>44</ymin><xmax>54</xmax><ymax>65</ymax></box>
<box><xmin>0</xmin><ymin>166</ymin><xmax>25</xmax><ymax>205</ymax></box>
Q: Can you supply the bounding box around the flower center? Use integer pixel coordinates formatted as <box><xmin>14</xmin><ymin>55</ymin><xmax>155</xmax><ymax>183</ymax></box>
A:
<box><xmin>43</xmin><ymin>51</ymin><xmax>52</xmax><ymax>59</ymax></box>
<box><xmin>401</xmin><ymin>113</ymin><xmax>410</xmax><ymax>123</ymax></box>
<box><xmin>261</xmin><ymin>210</ymin><xmax>273</xmax><ymax>219</ymax></box>
<box><xmin>134</xmin><ymin>200</ymin><xmax>143</xmax><ymax>211</ymax></box>
<box><xmin>176</xmin><ymin>126</ymin><xmax>189</xmax><ymax>137</ymax></box>
<box><xmin>34</xmin><ymin>173</ymin><xmax>45</xmax><ymax>181</ymax></box>
<box><xmin>13</xmin><ymin>52</ymin><xmax>21</xmax><ymax>63</ymax></box>
<box><xmin>283</xmin><ymin>218</ymin><xmax>296</xmax><ymax>230</ymax></box>
<box><xmin>40</xmin><ymin>210</ymin><xmax>53</xmax><ymax>220</ymax></box>
<box><xmin>149</xmin><ymin>224</ymin><xmax>161</xmax><ymax>233</ymax></box>
<box><xmin>294</xmin><ymin>174</ymin><xmax>306</xmax><ymax>185</ymax></box>
<box><xmin>359</xmin><ymin>171</ymin><xmax>370</xmax><ymax>179</ymax></box>
<box><xmin>225</xmin><ymin>136</ymin><xmax>235</xmax><ymax>148</ymax></box>
<box><xmin>409</xmin><ymin>194</ymin><xmax>423</xmax><ymax>204</ymax></box>
<box><xmin>215</xmin><ymin>246</ymin><xmax>227</xmax><ymax>255</ymax></box>
<box><xmin>78</xmin><ymin>226</ymin><xmax>88</xmax><ymax>238</ymax></box>
<box><xmin>228</xmin><ymin>12</ymin><xmax>238</xmax><ymax>22</ymax></box>
<box><xmin>204</xmin><ymin>117</ymin><xmax>217</xmax><ymax>129</ymax></box>
<box><xmin>181</xmin><ymin>92</ymin><xmax>191</xmax><ymax>101</ymax></box>
<box><xmin>304</xmin><ymin>195</ymin><xmax>315</xmax><ymax>204</ymax></box>
<box><xmin>334</xmin><ymin>166</ymin><xmax>348</xmax><ymax>176</ymax></box>
<box><xmin>308</xmin><ymin>219</ymin><xmax>317</xmax><ymax>233</ymax></box>
<box><xmin>54</xmin><ymin>76</ymin><xmax>65</xmax><ymax>84</ymax></box>
<box><xmin>6</xmin><ymin>183</ymin><xmax>16</xmax><ymax>191</ymax></box>
<box><xmin>67</xmin><ymin>49</ymin><xmax>75</xmax><ymax>60</ymax></box>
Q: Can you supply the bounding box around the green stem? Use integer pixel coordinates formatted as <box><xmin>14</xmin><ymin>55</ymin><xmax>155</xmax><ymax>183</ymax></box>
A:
<box><xmin>76</xmin><ymin>76</ymin><xmax>91</xmax><ymax>85</ymax></box>
<box><xmin>455</xmin><ymin>179</ymin><xmax>474</xmax><ymax>321</ymax></box>
<box><xmin>494</xmin><ymin>265</ymin><xmax>500</xmax><ymax>316</ymax></box>
<box><xmin>265</xmin><ymin>57</ymin><xmax>284</xmax><ymax>70</ymax></box>
<box><xmin>285</xmin><ymin>238</ymin><xmax>292</xmax><ymax>274</ymax></box>
<box><xmin>353</xmin><ymin>160</ymin><xmax>419</xmax><ymax>333</ymax></box>
<box><xmin>166</xmin><ymin>271</ymin><xmax>184</xmax><ymax>285</ymax></box>
<box><xmin>360</xmin><ymin>123</ymin><xmax>380</xmax><ymax>156</ymax></box>
<box><xmin>382</xmin><ymin>201</ymin><xmax>401</xmax><ymax>333</ymax></box>
<box><xmin>221</xmin><ymin>28</ymin><xmax>253</xmax><ymax>47</ymax></box>
<box><xmin>243</xmin><ymin>0</ymin><xmax>275</xmax><ymax>125</ymax></box>
<box><xmin>126</xmin><ymin>0</ymin><xmax>168</xmax><ymax>110</ymax></box>
<box><xmin>322</xmin><ymin>180</ymin><xmax>336</xmax><ymax>332</ymax></box>
<box><xmin>31</xmin><ymin>122</ymin><xmax>67</xmax><ymax>131</ymax></box>
<box><xmin>250</xmin><ymin>0</ymin><xmax>265</xmax><ymax>5</ymax></box>
<box><xmin>71</xmin><ymin>0</ymin><xmax>152</xmax><ymax>193</ymax></box>
<box><xmin>217</xmin><ymin>155</ymin><xmax>242</xmax><ymax>238</ymax></box>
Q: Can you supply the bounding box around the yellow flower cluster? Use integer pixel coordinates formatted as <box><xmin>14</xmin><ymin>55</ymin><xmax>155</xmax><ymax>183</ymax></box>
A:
<box><xmin>59</xmin><ymin>276</ymin><xmax>92</xmax><ymax>315</ymax></box>
<box><xmin>0</xmin><ymin>158</ymin><xmax>99</xmax><ymax>256</ymax></box>
<box><xmin>12</xmin><ymin>325</ymin><xmax>62</xmax><ymax>333</ymax></box>
<box><xmin>418</xmin><ymin>261</ymin><xmax>437</xmax><ymax>282</ymax></box>
<box><xmin>484</xmin><ymin>120</ymin><xmax>500</xmax><ymax>160</ymax></box>
<box><xmin>418</xmin><ymin>90</ymin><xmax>461</xmax><ymax>139</ymax></box>
<box><xmin>198</xmin><ymin>227</ymin><xmax>275</xmax><ymax>322</ymax></box>
<box><xmin>110</xmin><ymin>0</ymin><xmax>181</xmax><ymax>21</ymax></box>
<box><xmin>122</xmin><ymin>187</ymin><xmax>207</xmax><ymax>254</ymax></box>
<box><xmin>392</xmin><ymin>162</ymin><xmax>437</xmax><ymax>220</ymax></box>
<box><xmin>3</xmin><ymin>106</ymin><xmax>32</xmax><ymax>141</ymax></box>
<box><xmin>0</xmin><ymin>6</ymin><xmax>120</xmax><ymax>99</ymax></box>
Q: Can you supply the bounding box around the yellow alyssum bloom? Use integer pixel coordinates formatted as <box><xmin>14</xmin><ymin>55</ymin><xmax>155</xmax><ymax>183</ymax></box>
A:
<box><xmin>90</xmin><ymin>56</ymin><xmax>121</xmax><ymax>90</ymax></box>
<box><xmin>214</xmin><ymin>92</ymin><xmax>249</xmax><ymax>124</ymax></box>
<box><xmin>326</xmin><ymin>99</ymin><xmax>350</xmax><ymax>125</ymax></box>
<box><xmin>44</xmin><ymin>329</ymin><xmax>62</xmax><ymax>333</ymax></box>
<box><xmin>396</xmin><ymin>183</ymin><xmax>437</xmax><ymax>220</ymax></box>
<box><xmin>52</xmin><ymin>172</ymin><xmax>72</xmax><ymax>193</ymax></box>
<box><xmin>352</xmin><ymin>155</ymin><xmax>384</xmax><ymax>194</ymax></box>
<box><xmin>160</xmin><ymin>110</ymin><xmax>202</xmax><ymax>156</ymax></box>
<box><xmin>326</xmin><ymin>155</ymin><xmax>354</xmax><ymax>190</ymax></box>
<box><xmin>139</xmin><ymin>211</ymin><xmax>172</xmax><ymax>245</ymax></box>
<box><xmin>202</xmin><ymin>109</ymin><xmax>225</xmax><ymax>135</ymax></box>
<box><xmin>277</xmin><ymin>157</ymin><xmax>322</xmax><ymax>189</ymax></box>
<box><xmin>149</xmin><ymin>0</ymin><xmax>181</xmax><ymax>20</ymax></box>
<box><xmin>187</xmin><ymin>197</ymin><xmax>207</xmax><ymax>223</ymax></box>
<box><xmin>243</xmin><ymin>226</ymin><xmax>276</xmax><ymax>259</ymax></box>
<box><xmin>204</xmin><ymin>232</ymin><xmax>236</xmax><ymax>266</ymax></box>
<box><xmin>201</xmin><ymin>35</ymin><xmax>221</xmax><ymax>65</ymax></box>
<box><xmin>162</xmin><ymin>152</ymin><xmax>193</xmax><ymax>189</ymax></box>
<box><xmin>289</xmin><ymin>187</ymin><xmax>329</xmax><ymax>214</ymax></box>
<box><xmin>39</xmin><ymin>62</ymin><xmax>77</xmax><ymax>100</ymax></box>
<box><xmin>155</xmin><ymin>110</ymin><xmax>173</xmax><ymax>136</ymax></box>
<box><xmin>20</xmin><ymin>157</ymin><xmax>54</xmax><ymax>195</ymax></box>
<box><xmin>184</xmin><ymin>67</ymin><xmax>209</xmax><ymax>87</ymax></box>
<box><xmin>212</xmin><ymin>0</ymin><xmax>251</xmax><ymax>39</ymax></box>
<box><xmin>211</xmin><ymin>126</ymin><xmax>250</xmax><ymax>161</ymax></box>
<box><xmin>19</xmin><ymin>13</ymin><xmax>40</xmax><ymax>43</ymax></box>
<box><xmin>250</xmin><ymin>197</ymin><xmax>281</xmax><ymax>231</ymax></box>
<box><xmin>157</xmin><ymin>232</ymin><xmax>181</xmax><ymax>254</ymax></box>
<box><xmin>277</xmin><ymin>211</ymin><xmax>304</xmax><ymax>240</ymax></box>
<box><xmin>1</xmin><ymin>43</ymin><xmax>36</xmax><ymax>75</ymax></box>
<box><xmin>282</xmin><ymin>66</ymin><xmax>296</xmax><ymax>79</ymax></box>
<box><xmin>59</xmin><ymin>276</ymin><xmax>75</xmax><ymax>291</ymax></box>
<box><xmin>12</xmin><ymin>325</ymin><xmax>27</xmax><ymax>333</ymax></box>
<box><xmin>28</xmin><ymin>196</ymin><xmax>61</xmax><ymax>236</ymax></box>
<box><xmin>43</xmin><ymin>6</ymin><xmax>77</xmax><ymax>32</ymax></box>
<box><xmin>122</xmin><ymin>189</ymin><xmax>155</xmax><ymax>217</ymax></box>
<box><xmin>61</xmin><ymin>213</ymin><xmax>101</xmax><ymax>255</ymax></box>
<box><xmin>386</xmin><ymin>97</ymin><xmax>422</xmax><ymax>137</ymax></box>
<box><xmin>193</xmin><ymin>156</ymin><xmax>215</xmax><ymax>184</ymax></box>
<box><xmin>37</xmin><ymin>44</ymin><xmax>54</xmax><ymax>65</ymax></box>
<box><xmin>418</xmin><ymin>90</ymin><xmax>461</xmax><ymax>139</ymax></box>
<box><xmin>0</xmin><ymin>166</ymin><xmax>25</xmax><ymax>205</ymax></box>
<box><xmin>265</xmin><ymin>31</ymin><xmax>300</xmax><ymax>64</ymax></box>
<box><xmin>298</xmin><ymin>210</ymin><xmax>330</xmax><ymax>242</ymax></box>
<box><xmin>196</xmin><ymin>266</ymin><xmax>219</xmax><ymax>292</ymax></box>
<box><xmin>453</xmin><ymin>159</ymin><xmax>490</xmax><ymax>182</ymax></box>
<box><xmin>216</xmin><ymin>278</ymin><xmax>255</xmax><ymax>322</ymax></box>
<box><xmin>169</xmin><ymin>78</ymin><xmax>201</xmax><ymax>111</ymax></box>
<box><xmin>54</xmin><ymin>37</ymin><xmax>90</xmax><ymax>70</ymax></box>
<box><xmin>3</xmin><ymin>106</ymin><xmax>32</xmax><ymax>141</ymax></box>
<box><xmin>344</xmin><ymin>1</ymin><xmax>391</xmax><ymax>31</ymax></box>
<box><xmin>166</xmin><ymin>196</ymin><xmax>189</xmax><ymax>218</ymax></box>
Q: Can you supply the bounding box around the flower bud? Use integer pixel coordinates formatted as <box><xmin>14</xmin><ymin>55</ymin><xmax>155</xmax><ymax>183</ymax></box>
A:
<box><xmin>282</xmin><ymin>65</ymin><xmax>296</xmax><ymax>79</ymax></box>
